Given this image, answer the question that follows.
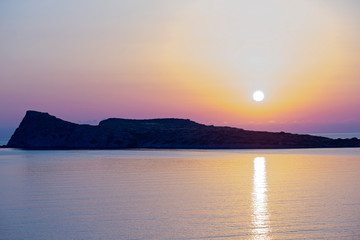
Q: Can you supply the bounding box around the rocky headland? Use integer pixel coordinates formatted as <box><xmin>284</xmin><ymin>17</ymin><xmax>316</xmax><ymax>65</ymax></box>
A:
<box><xmin>6</xmin><ymin>110</ymin><xmax>360</xmax><ymax>149</ymax></box>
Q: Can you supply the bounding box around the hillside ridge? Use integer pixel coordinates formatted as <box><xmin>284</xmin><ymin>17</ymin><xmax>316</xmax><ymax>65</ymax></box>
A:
<box><xmin>6</xmin><ymin>110</ymin><xmax>360</xmax><ymax>149</ymax></box>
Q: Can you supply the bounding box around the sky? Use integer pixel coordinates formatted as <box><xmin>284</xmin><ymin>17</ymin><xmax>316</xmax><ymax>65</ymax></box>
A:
<box><xmin>1</xmin><ymin>0</ymin><xmax>360</xmax><ymax>135</ymax></box>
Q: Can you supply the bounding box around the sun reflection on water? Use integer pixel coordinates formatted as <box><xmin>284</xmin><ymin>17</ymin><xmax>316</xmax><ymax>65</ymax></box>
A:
<box><xmin>252</xmin><ymin>157</ymin><xmax>270</xmax><ymax>239</ymax></box>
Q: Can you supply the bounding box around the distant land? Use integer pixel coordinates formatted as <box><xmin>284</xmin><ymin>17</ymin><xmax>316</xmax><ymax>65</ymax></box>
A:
<box><xmin>3</xmin><ymin>110</ymin><xmax>360</xmax><ymax>150</ymax></box>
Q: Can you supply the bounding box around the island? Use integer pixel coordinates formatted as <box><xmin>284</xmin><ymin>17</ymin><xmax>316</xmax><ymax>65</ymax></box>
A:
<box><xmin>5</xmin><ymin>110</ymin><xmax>360</xmax><ymax>149</ymax></box>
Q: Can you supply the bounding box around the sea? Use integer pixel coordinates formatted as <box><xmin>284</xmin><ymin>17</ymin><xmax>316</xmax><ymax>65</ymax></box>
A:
<box><xmin>0</xmin><ymin>147</ymin><xmax>360</xmax><ymax>239</ymax></box>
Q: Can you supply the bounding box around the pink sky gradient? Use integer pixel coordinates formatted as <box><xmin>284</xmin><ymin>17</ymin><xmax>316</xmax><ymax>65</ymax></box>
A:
<box><xmin>1</xmin><ymin>0</ymin><xmax>360</xmax><ymax>135</ymax></box>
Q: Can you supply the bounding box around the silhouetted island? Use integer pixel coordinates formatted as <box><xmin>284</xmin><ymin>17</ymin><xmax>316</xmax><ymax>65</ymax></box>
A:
<box><xmin>6</xmin><ymin>110</ymin><xmax>360</xmax><ymax>149</ymax></box>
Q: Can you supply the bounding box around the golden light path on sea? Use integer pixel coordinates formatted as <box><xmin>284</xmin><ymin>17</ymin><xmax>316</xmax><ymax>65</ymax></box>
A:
<box><xmin>252</xmin><ymin>157</ymin><xmax>270</xmax><ymax>239</ymax></box>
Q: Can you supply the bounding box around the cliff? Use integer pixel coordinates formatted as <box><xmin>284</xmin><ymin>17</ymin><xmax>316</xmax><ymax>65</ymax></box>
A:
<box><xmin>6</xmin><ymin>110</ymin><xmax>360</xmax><ymax>149</ymax></box>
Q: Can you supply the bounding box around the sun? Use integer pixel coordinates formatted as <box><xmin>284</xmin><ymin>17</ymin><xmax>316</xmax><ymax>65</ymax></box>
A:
<box><xmin>253</xmin><ymin>90</ymin><xmax>265</xmax><ymax>102</ymax></box>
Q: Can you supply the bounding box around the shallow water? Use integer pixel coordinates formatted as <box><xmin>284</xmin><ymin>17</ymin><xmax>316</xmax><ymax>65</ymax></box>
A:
<box><xmin>0</xmin><ymin>148</ymin><xmax>359</xmax><ymax>239</ymax></box>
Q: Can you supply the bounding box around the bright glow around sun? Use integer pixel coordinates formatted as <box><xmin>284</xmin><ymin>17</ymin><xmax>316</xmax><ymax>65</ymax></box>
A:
<box><xmin>253</xmin><ymin>90</ymin><xmax>265</xmax><ymax>102</ymax></box>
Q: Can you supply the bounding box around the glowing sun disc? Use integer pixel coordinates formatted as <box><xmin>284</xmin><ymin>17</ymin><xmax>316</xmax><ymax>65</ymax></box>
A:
<box><xmin>253</xmin><ymin>91</ymin><xmax>265</xmax><ymax>102</ymax></box>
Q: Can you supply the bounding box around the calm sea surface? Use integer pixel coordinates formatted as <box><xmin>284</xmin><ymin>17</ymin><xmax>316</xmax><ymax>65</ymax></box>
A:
<box><xmin>0</xmin><ymin>148</ymin><xmax>359</xmax><ymax>239</ymax></box>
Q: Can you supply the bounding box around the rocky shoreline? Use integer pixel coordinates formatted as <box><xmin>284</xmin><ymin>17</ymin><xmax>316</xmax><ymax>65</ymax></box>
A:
<box><xmin>6</xmin><ymin>110</ymin><xmax>360</xmax><ymax>150</ymax></box>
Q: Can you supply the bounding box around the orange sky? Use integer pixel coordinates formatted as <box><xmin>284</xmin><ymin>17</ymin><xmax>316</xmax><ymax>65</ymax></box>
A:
<box><xmin>0</xmin><ymin>0</ymin><xmax>360</xmax><ymax>133</ymax></box>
